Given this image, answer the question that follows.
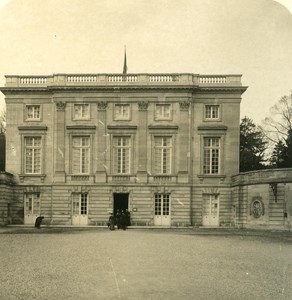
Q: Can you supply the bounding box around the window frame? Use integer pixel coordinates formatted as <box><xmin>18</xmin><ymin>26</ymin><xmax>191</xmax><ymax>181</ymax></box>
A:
<box><xmin>112</xmin><ymin>135</ymin><xmax>132</xmax><ymax>174</ymax></box>
<box><xmin>154</xmin><ymin>104</ymin><xmax>172</xmax><ymax>121</ymax></box>
<box><xmin>203</xmin><ymin>137</ymin><xmax>221</xmax><ymax>175</ymax></box>
<box><xmin>204</xmin><ymin>104</ymin><xmax>221</xmax><ymax>121</ymax></box>
<box><xmin>153</xmin><ymin>135</ymin><xmax>173</xmax><ymax>175</ymax></box>
<box><xmin>25</xmin><ymin>104</ymin><xmax>41</xmax><ymax>121</ymax></box>
<box><xmin>23</xmin><ymin>136</ymin><xmax>43</xmax><ymax>175</ymax></box>
<box><xmin>73</xmin><ymin>103</ymin><xmax>91</xmax><ymax>120</ymax></box>
<box><xmin>71</xmin><ymin>136</ymin><xmax>91</xmax><ymax>175</ymax></box>
<box><xmin>114</xmin><ymin>104</ymin><xmax>131</xmax><ymax>121</ymax></box>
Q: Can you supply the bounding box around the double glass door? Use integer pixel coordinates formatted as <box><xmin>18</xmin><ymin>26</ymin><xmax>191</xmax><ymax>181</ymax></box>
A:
<box><xmin>24</xmin><ymin>193</ymin><xmax>40</xmax><ymax>224</ymax></box>
<box><xmin>154</xmin><ymin>194</ymin><xmax>170</xmax><ymax>226</ymax></box>
<box><xmin>72</xmin><ymin>193</ymin><xmax>88</xmax><ymax>225</ymax></box>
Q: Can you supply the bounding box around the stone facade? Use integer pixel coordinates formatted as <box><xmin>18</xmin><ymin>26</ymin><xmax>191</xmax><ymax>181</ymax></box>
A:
<box><xmin>1</xmin><ymin>73</ymin><xmax>247</xmax><ymax>226</ymax></box>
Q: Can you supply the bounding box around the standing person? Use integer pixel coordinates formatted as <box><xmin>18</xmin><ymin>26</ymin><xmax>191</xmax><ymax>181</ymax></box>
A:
<box><xmin>115</xmin><ymin>209</ymin><xmax>121</xmax><ymax>229</ymax></box>
<box><xmin>120</xmin><ymin>210</ymin><xmax>127</xmax><ymax>230</ymax></box>
<box><xmin>34</xmin><ymin>216</ymin><xmax>44</xmax><ymax>229</ymax></box>
<box><xmin>108</xmin><ymin>213</ymin><xmax>115</xmax><ymax>231</ymax></box>
<box><xmin>125</xmin><ymin>209</ymin><xmax>131</xmax><ymax>226</ymax></box>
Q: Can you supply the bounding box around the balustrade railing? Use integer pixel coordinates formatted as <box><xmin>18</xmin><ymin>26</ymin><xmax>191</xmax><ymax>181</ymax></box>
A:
<box><xmin>5</xmin><ymin>73</ymin><xmax>242</xmax><ymax>87</ymax></box>
<box><xmin>199</xmin><ymin>76</ymin><xmax>226</xmax><ymax>84</ymax></box>
<box><xmin>67</xmin><ymin>75</ymin><xmax>97</xmax><ymax>83</ymax></box>
<box><xmin>20</xmin><ymin>77</ymin><xmax>47</xmax><ymax>84</ymax></box>
<box><xmin>149</xmin><ymin>75</ymin><xmax>174</xmax><ymax>82</ymax></box>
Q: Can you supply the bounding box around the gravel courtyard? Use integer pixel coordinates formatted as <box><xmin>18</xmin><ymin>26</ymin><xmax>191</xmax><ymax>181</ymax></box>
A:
<box><xmin>0</xmin><ymin>228</ymin><xmax>291</xmax><ymax>300</ymax></box>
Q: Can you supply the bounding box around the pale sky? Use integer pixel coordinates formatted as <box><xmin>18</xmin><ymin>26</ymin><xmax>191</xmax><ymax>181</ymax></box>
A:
<box><xmin>0</xmin><ymin>0</ymin><xmax>291</xmax><ymax>125</ymax></box>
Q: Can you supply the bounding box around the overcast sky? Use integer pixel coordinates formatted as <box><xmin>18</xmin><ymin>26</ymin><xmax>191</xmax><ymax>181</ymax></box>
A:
<box><xmin>0</xmin><ymin>0</ymin><xmax>291</xmax><ymax>125</ymax></box>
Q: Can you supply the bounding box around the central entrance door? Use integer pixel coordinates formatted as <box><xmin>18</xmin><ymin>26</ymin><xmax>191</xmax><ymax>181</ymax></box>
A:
<box><xmin>113</xmin><ymin>193</ymin><xmax>129</xmax><ymax>216</ymax></box>
<box><xmin>154</xmin><ymin>194</ymin><xmax>171</xmax><ymax>226</ymax></box>
<box><xmin>72</xmin><ymin>193</ymin><xmax>88</xmax><ymax>225</ymax></box>
<box><xmin>202</xmin><ymin>195</ymin><xmax>219</xmax><ymax>226</ymax></box>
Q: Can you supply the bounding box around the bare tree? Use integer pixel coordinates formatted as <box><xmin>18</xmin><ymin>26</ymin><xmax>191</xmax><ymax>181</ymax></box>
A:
<box><xmin>260</xmin><ymin>93</ymin><xmax>292</xmax><ymax>143</ymax></box>
<box><xmin>260</xmin><ymin>93</ymin><xmax>292</xmax><ymax>167</ymax></box>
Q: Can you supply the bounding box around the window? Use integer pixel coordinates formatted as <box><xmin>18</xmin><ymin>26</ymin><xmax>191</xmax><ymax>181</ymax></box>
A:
<box><xmin>25</xmin><ymin>105</ymin><xmax>40</xmax><ymax>120</ymax></box>
<box><xmin>154</xmin><ymin>137</ymin><xmax>172</xmax><ymax>174</ymax></box>
<box><xmin>24</xmin><ymin>137</ymin><xmax>42</xmax><ymax>174</ymax></box>
<box><xmin>203</xmin><ymin>137</ymin><xmax>220</xmax><ymax>174</ymax></box>
<box><xmin>155</xmin><ymin>104</ymin><xmax>172</xmax><ymax>120</ymax></box>
<box><xmin>113</xmin><ymin>136</ymin><xmax>131</xmax><ymax>174</ymax></box>
<box><xmin>72</xmin><ymin>137</ymin><xmax>90</xmax><ymax>174</ymax></box>
<box><xmin>114</xmin><ymin>104</ymin><xmax>130</xmax><ymax>120</ymax></box>
<box><xmin>74</xmin><ymin>104</ymin><xmax>90</xmax><ymax>120</ymax></box>
<box><xmin>205</xmin><ymin>105</ymin><xmax>220</xmax><ymax>120</ymax></box>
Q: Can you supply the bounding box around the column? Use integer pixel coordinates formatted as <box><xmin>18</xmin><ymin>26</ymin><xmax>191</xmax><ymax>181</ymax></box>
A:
<box><xmin>136</xmin><ymin>101</ymin><xmax>148</xmax><ymax>183</ymax></box>
<box><xmin>178</xmin><ymin>101</ymin><xmax>190</xmax><ymax>183</ymax></box>
<box><xmin>96</xmin><ymin>101</ymin><xmax>107</xmax><ymax>182</ymax></box>
<box><xmin>54</xmin><ymin>101</ymin><xmax>66</xmax><ymax>182</ymax></box>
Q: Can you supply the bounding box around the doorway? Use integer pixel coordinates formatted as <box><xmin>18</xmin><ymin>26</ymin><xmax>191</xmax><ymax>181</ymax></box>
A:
<box><xmin>24</xmin><ymin>193</ymin><xmax>40</xmax><ymax>224</ymax></box>
<box><xmin>72</xmin><ymin>193</ymin><xmax>88</xmax><ymax>225</ymax></box>
<box><xmin>202</xmin><ymin>194</ymin><xmax>219</xmax><ymax>226</ymax></box>
<box><xmin>154</xmin><ymin>193</ymin><xmax>171</xmax><ymax>226</ymax></box>
<box><xmin>113</xmin><ymin>193</ymin><xmax>129</xmax><ymax>216</ymax></box>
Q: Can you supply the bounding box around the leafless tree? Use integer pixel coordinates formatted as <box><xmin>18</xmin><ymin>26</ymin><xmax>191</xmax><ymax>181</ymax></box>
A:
<box><xmin>260</xmin><ymin>93</ymin><xmax>292</xmax><ymax>144</ymax></box>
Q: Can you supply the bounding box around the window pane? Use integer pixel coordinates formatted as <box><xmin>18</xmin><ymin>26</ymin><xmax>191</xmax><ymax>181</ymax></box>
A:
<box><xmin>114</xmin><ymin>136</ymin><xmax>131</xmax><ymax>174</ymax></box>
<box><xmin>203</xmin><ymin>137</ymin><xmax>220</xmax><ymax>174</ymax></box>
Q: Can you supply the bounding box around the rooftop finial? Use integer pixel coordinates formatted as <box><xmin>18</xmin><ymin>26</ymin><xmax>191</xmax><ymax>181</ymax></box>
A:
<box><xmin>123</xmin><ymin>46</ymin><xmax>127</xmax><ymax>74</ymax></box>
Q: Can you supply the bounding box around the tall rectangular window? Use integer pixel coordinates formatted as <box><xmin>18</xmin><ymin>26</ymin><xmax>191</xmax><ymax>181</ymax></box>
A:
<box><xmin>205</xmin><ymin>105</ymin><xmax>220</xmax><ymax>120</ymax></box>
<box><xmin>72</xmin><ymin>137</ymin><xmax>90</xmax><ymax>174</ymax></box>
<box><xmin>74</xmin><ymin>104</ymin><xmax>90</xmax><ymax>120</ymax></box>
<box><xmin>26</xmin><ymin>105</ymin><xmax>40</xmax><ymax>120</ymax></box>
<box><xmin>155</xmin><ymin>104</ymin><xmax>172</xmax><ymax>120</ymax></box>
<box><xmin>203</xmin><ymin>137</ymin><xmax>220</xmax><ymax>174</ymax></box>
<box><xmin>24</xmin><ymin>137</ymin><xmax>42</xmax><ymax>174</ymax></box>
<box><xmin>114</xmin><ymin>104</ymin><xmax>130</xmax><ymax>120</ymax></box>
<box><xmin>154</xmin><ymin>137</ymin><xmax>172</xmax><ymax>174</ymax></box>
<box><xmin>113</xmin><ymin>136</ymin><xmax>130</xmax><ymax>174</ymax></box>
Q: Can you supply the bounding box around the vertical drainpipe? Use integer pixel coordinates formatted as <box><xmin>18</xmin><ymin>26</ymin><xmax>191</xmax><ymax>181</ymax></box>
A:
<box><xmin>189</xmin><ymin>95</ymin><xmax>193</xmax><ymax>226</ymax></box>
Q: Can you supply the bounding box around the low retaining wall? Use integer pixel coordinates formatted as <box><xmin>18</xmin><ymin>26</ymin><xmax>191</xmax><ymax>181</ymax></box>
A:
<box><xmin>232</xmin><ymin>168</ymin><xmax>292</xmax><ymax>229</ymax></box>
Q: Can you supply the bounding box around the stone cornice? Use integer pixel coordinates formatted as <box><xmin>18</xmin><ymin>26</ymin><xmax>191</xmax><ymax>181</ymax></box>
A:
<box><xmin>107</xmin><ymin>125</ymin><xmax>138</xmax><ymax>130</ymax></box>
<box><xmin>197</xmin><ymin>125</ymin><xmax>228</xmax><ymax>131</ymax></box>
<box><xmin>66</xmin><ymin>125</ymin><xmax>96</xmax><ymax>130</ymax></box>
<box><xmin>148</xmin><ymin>125</ymin><xmax>179</xmax><ymax>130</ymax></box>
<box><xmin>18</xmin><ymin>125</ymin><xmax>48</xmax><ymax>131</ymax></box>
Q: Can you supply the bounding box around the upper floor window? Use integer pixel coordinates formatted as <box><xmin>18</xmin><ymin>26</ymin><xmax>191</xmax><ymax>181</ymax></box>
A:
<box><xmin>203</xmin><ymin>137</ymin><xmax>220</xmax><ymax>174</ymax></box>
<box><xmin>72</xmin><ymin>136</ymin><xmax>90</xmax><ymax>174</ymax></box>
<box><xmin>25</xmin><ymin>105</ymin><xmax>41</xmax><ymax>121</ymax></box>
<box><xmin>154</xmin><ymin>136</ymin><xmax>172</xmax><ymax>174</ymax></box>
<box><xmin>74</xmin><ymin>104</ymin><xmax>90</xmax><ymax>120</ymax></box>
<box><xmin>155</xmin><ymin>104</ymin><xmax>172</xmax><ymax>120</ymax></box>
<box><xmin>24</xmin><ymin>137</ymin><xmax>42</xmax><ymax>174</ymax></box>
<box><xmin>113</xmin><ymin>136</ymin><xmax>131</xmax><ymax>174</ymax></box>
<box><xmin>114</xmin><ymin>104</ymin><xmax>130</xmax><ymax>120</ymax></box>
<box><xmin>205</xmin><ymin>105</ymin><xmax>220</xmax><ymax>120</ymax></box>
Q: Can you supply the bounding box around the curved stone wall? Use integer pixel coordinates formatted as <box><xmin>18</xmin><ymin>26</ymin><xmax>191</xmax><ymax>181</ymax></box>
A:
<box><xmin>232</xmin><ymin>169</ymin><xmax>292</xmax><ymax>229</ymax></box>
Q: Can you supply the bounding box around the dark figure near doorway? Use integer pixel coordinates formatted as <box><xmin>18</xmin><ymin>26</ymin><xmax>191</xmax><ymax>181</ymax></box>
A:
<box><xmin>125</xmin><ymin>209</ymin><xmax>131</xmax><ymax>226</ymax></box>
<box><xmin>115</xmin><ymin>209</ymin><xmax>121</xmax><ymax>229</ymax></box>
<box><xmin>107</xmin><ymin>213</ymin><xmax>115</xmax><ymax>231</ymax></box>
<box><xmin>35</xmin><ymin>216</ymin><xmax>44</xmax><ymax>229</ymax></box>
<box><xmin>120</xmin><ymin>210</ymin><xmax>127</xmax><ymax>230</ymax></box>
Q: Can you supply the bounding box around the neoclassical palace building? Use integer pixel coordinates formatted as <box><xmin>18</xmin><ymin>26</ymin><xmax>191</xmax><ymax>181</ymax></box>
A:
<box><xmin>1</xmin><ymin>73</ymin><xmax>247</xmax><ymax>227</ymax></box>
